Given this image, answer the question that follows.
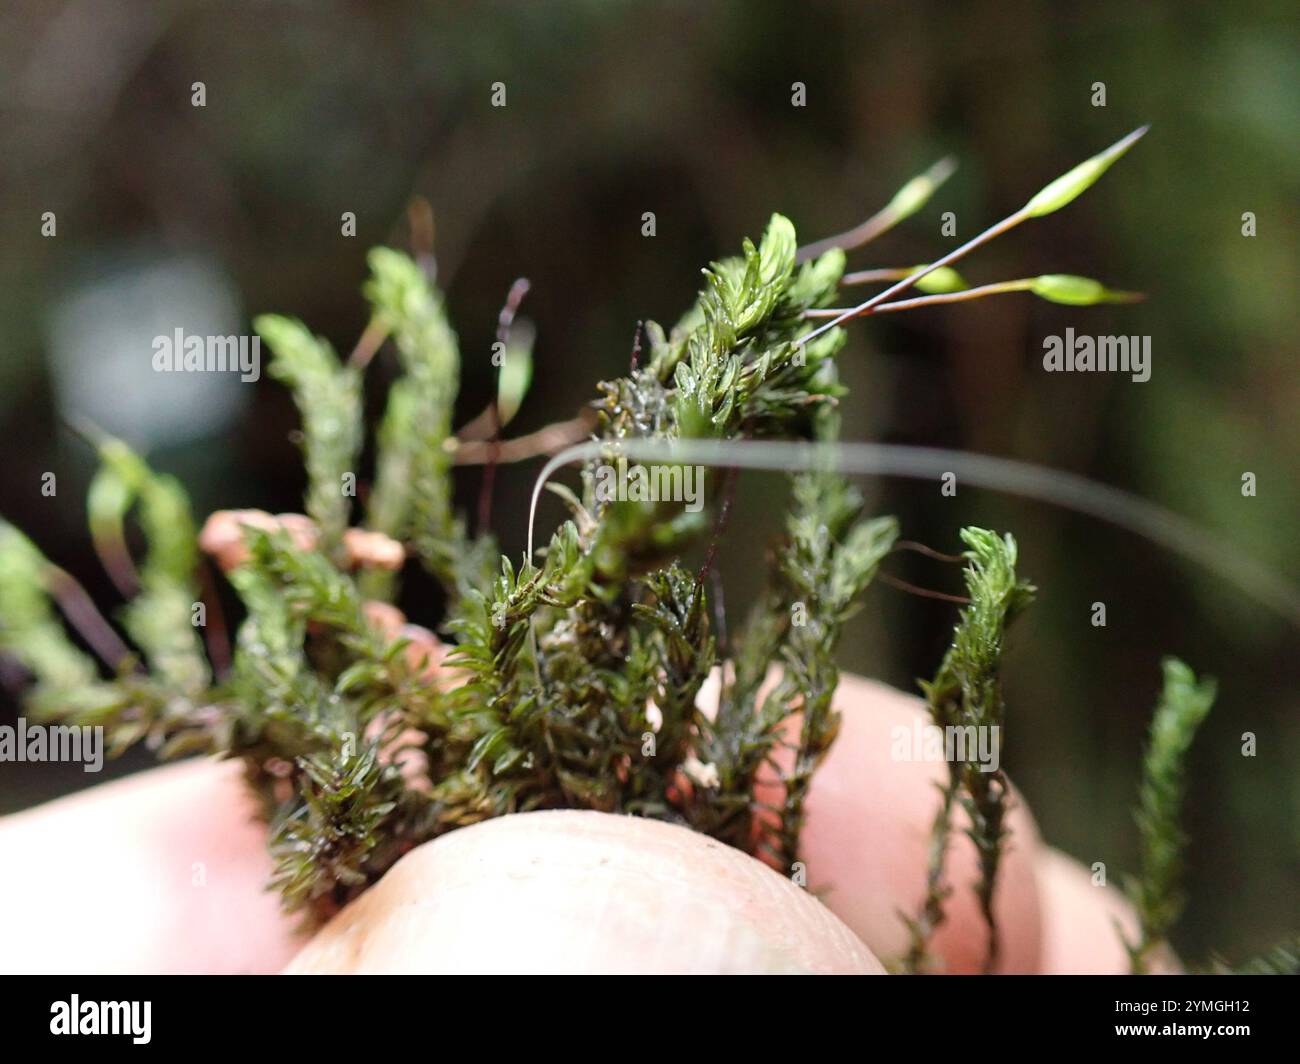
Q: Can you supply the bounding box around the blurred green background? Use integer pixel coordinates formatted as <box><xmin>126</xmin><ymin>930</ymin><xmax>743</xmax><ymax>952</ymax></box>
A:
<box><xmin>1</xmin><ymin>0</ymin><xmax>1296</xmax><ymax>962</ymax></box>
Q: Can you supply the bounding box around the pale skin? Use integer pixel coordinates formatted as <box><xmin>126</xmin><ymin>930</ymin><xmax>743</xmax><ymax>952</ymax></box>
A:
<box><xmin>0</xmin><ymin>673</ymin><xmax>1151</xmax><ymax>974</ymax></box>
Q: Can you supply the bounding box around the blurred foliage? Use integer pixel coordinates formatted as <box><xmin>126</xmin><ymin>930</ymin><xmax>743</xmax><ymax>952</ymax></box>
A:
<box><xmin>0</xmin><ymin>0</ymin><xmax>1296</xmax><ymax>956</ymax></box>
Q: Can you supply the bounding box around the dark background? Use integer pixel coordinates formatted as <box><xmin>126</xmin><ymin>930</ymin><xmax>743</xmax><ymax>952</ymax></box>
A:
<box><xmin>1</xmin><ymin>0</ymin><xmax>1296</xmax><ymax>962</ymax></box>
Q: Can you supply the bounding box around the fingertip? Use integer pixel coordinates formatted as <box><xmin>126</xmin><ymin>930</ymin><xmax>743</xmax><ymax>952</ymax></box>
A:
<box><xmin>286</xmin><ymin>810</ymin><xmax>884</xmax><ymax>974</ymax></box>
<box><xmin>779</xmin><ymin>672</ymin><xmax>1045</xmax><ymax>973</ymax></box>
<box><xmin>0</xmin><ymin>759</ymin><xmax>301</xmax><ymax>973</ymax></box>
<box><xmin>1035</xmin><ymin>846</ymin><xmax>1181</xmax><ymax>975</ymax></box>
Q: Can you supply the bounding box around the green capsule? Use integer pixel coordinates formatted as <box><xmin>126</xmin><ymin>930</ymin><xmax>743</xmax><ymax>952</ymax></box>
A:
<box><xmin>1023</xmin><ymin>126</ymin><xmax>1148</xmax><ymax>218</ymax></box>
<box><xmin>888</xmin><ymin>156</ymin><xmax>958</xmax><ymax>221</ymax></box>
<box><xmin>911</xmin><ymin>266</ymin><xmax>968</xmax><ymax>294</ymax></box>
<box><xmin>1030</xmin><ymin>273</ymin><xmax>1141</xmax><ymax>305</ymax></box>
